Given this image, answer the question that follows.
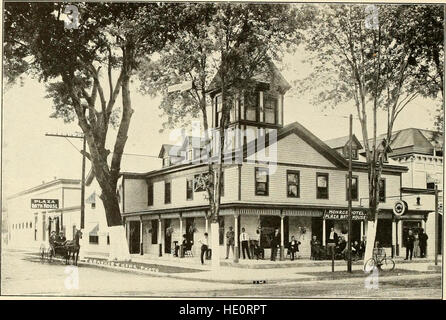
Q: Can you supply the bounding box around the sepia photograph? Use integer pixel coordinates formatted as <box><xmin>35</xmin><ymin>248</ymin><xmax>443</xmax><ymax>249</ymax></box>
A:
<box><xmin>0</xmin><ymin>1</ymin><xmax>444</xmax><ymax>301</ymax></box>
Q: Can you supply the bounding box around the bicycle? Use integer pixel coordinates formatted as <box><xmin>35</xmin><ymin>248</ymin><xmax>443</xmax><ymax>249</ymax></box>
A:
<box><xmin>363</xmin><ymin>248</ymin><xmax>395</xmax><ymax>273</ymax></box>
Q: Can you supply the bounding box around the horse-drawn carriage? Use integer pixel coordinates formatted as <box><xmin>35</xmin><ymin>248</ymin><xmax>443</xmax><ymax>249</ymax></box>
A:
<box><xmin>40</xmin><ymin>229</ymin><xmax>82</xmax><ymax>265</ymax></box>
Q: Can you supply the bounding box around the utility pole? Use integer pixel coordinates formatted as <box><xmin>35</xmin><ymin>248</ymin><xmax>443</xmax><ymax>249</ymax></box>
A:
<box><xmin>45</xmin><ymin>132</ymin><xmax>86</xmax><ymax>231</ymax></box>
<box><xmin>435</xmin><ymin>184</ymin><xmax>438</xmax><ymax>266</ymax></box>
<box><xmin>347</xmin><ymin>114</ymin><xmax>353</xmax><ymax>272</ymax></box>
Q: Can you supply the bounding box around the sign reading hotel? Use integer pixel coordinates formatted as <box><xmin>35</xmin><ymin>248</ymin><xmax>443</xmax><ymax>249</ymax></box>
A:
<box><xmin>31</xmin><ymin>199</ymin><xmax>59</xmax><ymax>209</ymax></box>
<box><xmin>323</xmin><ymin>209</ymin><xmax>367</xmax><ymax>220</ymax></box>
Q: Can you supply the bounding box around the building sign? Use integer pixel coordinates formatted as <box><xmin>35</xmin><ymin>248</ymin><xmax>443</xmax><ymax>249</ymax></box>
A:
<box><xmin>393</xmin><ymin>200</ymin><xmax>407</xmax><ymax>217</ymax></box>
<box><xmin>31</xmin><ymin>199</ymin><xmax>59</xmax><ymax>209</ymax></box>
<box><xmin>323</xmin><ymin>209</ymin><xmax>367</xmax><ymax>220</ymax></box>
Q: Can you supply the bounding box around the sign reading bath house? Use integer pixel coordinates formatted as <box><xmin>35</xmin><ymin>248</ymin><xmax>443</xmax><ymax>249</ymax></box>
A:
<box><xmin>323</xmin><ymin>209</ymin><xmax>367</xmax><ymax>220</ymax></box>
<box><xmin>31</xmin><ymin>199</ymin><xmax>59</xmax><ymax>209</ymax></box>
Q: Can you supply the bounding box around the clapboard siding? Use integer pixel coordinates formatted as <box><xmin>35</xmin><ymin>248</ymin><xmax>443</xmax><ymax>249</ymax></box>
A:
<box><xmin>123</xmin><ymin>165</ymin><xmax>239</xmax><ymax>213</ymax></box>
<box><xmin>252</xmin><ymin>133</ymin><xmax>337</xmax><ymax>167</ymax></box>
<box><xmin>240</xmin><ymin>162</ymin><xmax>400</xmax><ymax>210</ymax></box>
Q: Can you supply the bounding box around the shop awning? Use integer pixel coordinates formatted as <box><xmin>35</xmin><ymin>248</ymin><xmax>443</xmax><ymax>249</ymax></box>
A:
<box><xmin>89</xmin><ymin>224</ymin><xmax>99</xmax><ymax>236</ymax></box>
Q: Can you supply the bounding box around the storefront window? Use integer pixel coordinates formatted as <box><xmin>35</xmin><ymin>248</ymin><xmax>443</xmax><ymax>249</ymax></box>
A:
<box><xmin>287</xmin><ymin>170</ymin><xmax>300</xmax><ymax>198</ymax></box>
<box><xmin>375</xmin><ymin>219</ymin><xmax>392</xmax><ymax>247</ymax></box>
<box><xmin>255</xmin><ymin>167</ymin><xmax>269</xmax><ymax>196</ymax></box>
<box><xmin>346</xmin><ymin>176</ymin><xmax>358</xmax><ymax>201</ymax></box>
<box><xmin>402</xmin><ymin>221</ymin><xmax>422</xmax><ymax>247</ymax></box>
<box><xmin>151</xmin><ymin>220</ymin><xmax>158</xmax><ymax>244</ymax></box>
<box><xmin>316</xmin><ymin>173</ymin><xmax>329</xmax><ymax>199</ymax></box>
<box><xmin>260</xmin><ymin>216</ymin><xmax>288</xmax><ymax>248</ymax></box>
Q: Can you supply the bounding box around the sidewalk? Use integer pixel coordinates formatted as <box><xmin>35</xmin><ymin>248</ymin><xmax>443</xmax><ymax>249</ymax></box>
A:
<box><xmin>8</xmin><ymin>247</ymin><xmax>442</xmax><ymax>285</ymax></box>
<box><xmin>80</xmin><ymin>251</ymin><xmax>443</xmax><ymax>284</ymax></box>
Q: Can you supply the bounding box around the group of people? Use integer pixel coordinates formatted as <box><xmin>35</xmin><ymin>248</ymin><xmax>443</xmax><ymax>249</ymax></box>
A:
<box><xmin>226</xmin><ymin>227</ymin><xmax>266</xmax><ymax>260</ymax></box>
<box><xmin>195</xmin><ymin>225</ymin><xmax>429</xmax><ymax>264</ymax></box>
<box><xmin>225</xmin><ymin>226</ymin><xmax>302</xmax><ymax>262</ymax></box>
<box><xmin>404</xmin><ymin>228</ymin><xmax>428</xmax><ymax>260</ymax></box>
<box><xmin>312</xmin><ymin>227</ymin><xmax>367</xmax><ymax>260</ymax></box>
<box><xmin>49</xmin><ymin>230</ymin><xmax>67</xmax><ymax>253</ymax></box>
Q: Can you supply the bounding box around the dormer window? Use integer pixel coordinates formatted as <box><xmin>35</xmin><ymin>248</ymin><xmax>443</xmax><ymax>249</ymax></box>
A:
<box><xmin>163</xmin><ymin>156</ymin><xmax>170</xmax><ymax>167</ymax></box>
<box><xmin>244</xmin><ymin>92</ymin><xmax>258</xmax><ymax>121</ymax></box>
<box><xmin>264</xmin><ymin>94</ymin><xmax>278</xmax><ymax>124</ymax></box>
<box><xmin>343</xmin><ymin>146</ymin><xmax>358</xmax><ymax>160</ymax></box>
<box><xmin>187</xmin><ymin>149</ymin><xmax>193</xmax><ymax>161</ymax></box>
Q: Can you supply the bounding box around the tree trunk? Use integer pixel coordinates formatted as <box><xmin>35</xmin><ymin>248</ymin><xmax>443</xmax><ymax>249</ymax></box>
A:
<box><xmin>210</xmin><ymin>221</ymin><xmax>220</xmax><ymax>269</ymax></box>
<box><xmin>100</xmin><ymin>185</ymin><xmax>131</xmax><ymax>261</ymax></box>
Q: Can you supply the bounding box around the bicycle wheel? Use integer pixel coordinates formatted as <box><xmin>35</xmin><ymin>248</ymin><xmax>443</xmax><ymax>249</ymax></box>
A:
<box><xmin>364</xmin><ymin>258</ymin><xmax>376</xmax><ymax>273</ymax></box>
<box><xmin>380</xmin><ymin>257</ymin><xmax>395</xmax><ymax>272</ymax></box>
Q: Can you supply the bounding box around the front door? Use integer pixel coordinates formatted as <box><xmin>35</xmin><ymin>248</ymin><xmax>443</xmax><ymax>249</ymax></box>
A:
<box><xmin>164</xmin><ymin>219</ymin><xmax>172</xmax><ymax>254</ymax></box>
<box><xmin>129</xmin><ymin>221</ymin><xmax>140</xmax><ymax>254</ymax></box>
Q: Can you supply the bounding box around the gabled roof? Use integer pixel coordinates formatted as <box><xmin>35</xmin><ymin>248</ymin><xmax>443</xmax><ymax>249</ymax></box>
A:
<box><xmin>324</xmin><ymin>134</ymin><xmax>363</xmax><ymax>150</ymax></box>
<box><xmin>180</xmin><ymin>136</ymin><xmax>206</xmax><ymax>150</ymax></box>
<box><xmin>158</xmin><ymin>144</ymin><xmax>182</xmax><ymax>159</ymax></box>
<box><xmin>207</xmin><ymin>60</ymin><xmax>291</xmax><ymax>94</ymax></box>
<box><xmin>362</xmin><ymin>128</ymin><xmax>443</xmax><ymax>157</ymax></box>
<box><xmin>244</xmin><ymin>121</ymin><xmax>349</xmax><ymax>168</ymax></box>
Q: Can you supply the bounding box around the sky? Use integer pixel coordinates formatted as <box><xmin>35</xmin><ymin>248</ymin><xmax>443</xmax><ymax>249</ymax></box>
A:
<box><xmin>2</xmin><ymin>45</ymin><xmax>440</xmax><ymax>199</ymax></box>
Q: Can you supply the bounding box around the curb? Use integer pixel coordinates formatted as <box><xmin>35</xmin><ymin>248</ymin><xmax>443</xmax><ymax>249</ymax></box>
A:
<box><xmin>17</xmin><ymin>250</ymin><xmax>442</xmax><ymax>286</ymax></box>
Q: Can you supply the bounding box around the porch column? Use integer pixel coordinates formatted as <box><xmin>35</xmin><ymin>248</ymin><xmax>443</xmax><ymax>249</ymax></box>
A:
<box><xmin>280</xmin><ymin>213</ymin><xmax>284</xmax><ymax>261</ymax></box>
<box><xmin>360</xmin><ymin>220</ymin><xmax>365</xmax><ymax>237</ymax></box>
<box><xmin>396</xmin><ymin>220</ymin><xmax>400</xmax><ymax>256</ymax></box>
<box><xmin>158</xmin><ymin>217</ymin><xmax>162</xmax><ymax>257</ymax></box>
<box><xmin>139</xmin><ymin>216</ymin><xmax>143</xmax><ymax>255</ymax></box>
<box><xmin>179</xmin><ymin>213</ymin><xmax>183</xmax><ymax>237</ymax></box>
<box><xmin>205</xmin><ymin>216</ymin><xmax>209</xmax><ymax>234</ymax></box>
<box><xmin>179</xmin><ymin>213</ymin><xmax>183</xmax><ymax>258</ymax></box>
<box><xmin>322</xmin><ymin>219</ymin><xmax>326</xmax><ymax>246</ymax></box>
<box><xmin>234</xmin><ymin>213</ymin><xmax>239</xmax><ymax>263</ymax></box>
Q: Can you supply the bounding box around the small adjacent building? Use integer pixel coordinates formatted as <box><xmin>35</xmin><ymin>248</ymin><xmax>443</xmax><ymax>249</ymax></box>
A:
<box><xmin>6</xmin><ymin>178</ymin><xmax>81</xmax><ymax>249</ymax></box>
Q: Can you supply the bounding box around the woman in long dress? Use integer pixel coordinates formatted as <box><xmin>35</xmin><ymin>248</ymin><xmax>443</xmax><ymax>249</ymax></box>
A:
<box><xmin>413</xmin><ymin>232</ymin><xmax>420</xmax><ymax>258</ymax></box>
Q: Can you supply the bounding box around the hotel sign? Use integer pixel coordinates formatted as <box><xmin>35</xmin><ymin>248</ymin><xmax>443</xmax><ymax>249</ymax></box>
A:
<box><xmin>323</xmin><ymin>209</ymin><xmax>367</xmax><ymax>220</ymax></box>
<box><xmin>31</xmin><ymin>199</ymin><xmax>59</xmax><ymax>209</ymax></box>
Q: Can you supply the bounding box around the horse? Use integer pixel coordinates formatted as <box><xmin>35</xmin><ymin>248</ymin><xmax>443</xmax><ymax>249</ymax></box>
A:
<box><xmin>65</xmin><ymin>229</ymin><xmax>82</xmax><ymax>266</ymax></box>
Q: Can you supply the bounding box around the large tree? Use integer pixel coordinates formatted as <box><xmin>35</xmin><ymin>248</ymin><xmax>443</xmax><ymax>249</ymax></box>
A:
<box><xmin>4</xmin><ymin>2</ymin><xmax>190</xmax><ymax>259</ymax></box>
<box><xmin>299</xmin><ymin>4</ymin><xmax>444</xmax><ymax>265</ymax></box>
<box><xmin>141</xmin><ymin>3</ymin><xmax>308</xmax><ymax>267</ymax></box>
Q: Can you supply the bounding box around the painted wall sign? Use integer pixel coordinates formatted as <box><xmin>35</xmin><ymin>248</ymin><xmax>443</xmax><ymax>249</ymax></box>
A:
<box><xmin>31</xmin><ymin>199</ymin><xmax>59</xmax><ymax>209</ymax></box>
<box><xmin>323</xmin><ymin>209</ymin><xmax>367</xmax><ymax>220</ymax></box>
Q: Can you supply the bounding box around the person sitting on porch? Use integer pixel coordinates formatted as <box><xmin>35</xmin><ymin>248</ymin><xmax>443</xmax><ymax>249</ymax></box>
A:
<box><xmin>288</xmin><ymin>236</ymin><xmax>301</xmax><ymax>261</ymax></box>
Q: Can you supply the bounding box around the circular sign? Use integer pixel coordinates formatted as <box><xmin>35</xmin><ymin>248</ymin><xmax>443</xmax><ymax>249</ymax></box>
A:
<box><xmin>393</xmin><ymin>200</ymin><xmax>407</xmax><ymax>216</ymax></box>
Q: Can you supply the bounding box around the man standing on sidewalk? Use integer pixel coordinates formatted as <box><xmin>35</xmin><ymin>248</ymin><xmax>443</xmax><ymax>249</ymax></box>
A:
<box><xmin>199</xmin><ymin>233</ymin><xmax>209</xmax><ymax>265</ymax></box>
<box><xmin>405</xmin><ymin>229</ymin><xmax>415</xmax><ymax>260</ymax></box>
<box><xmin>240</xmin><ymin>228</ymin><xmax>251</xmax><ymax>259</ymax></box>
<box><xmin>326</xmin><ymin>227</ymin><xmax>338</xmax><ymax>258</ymax></box>
<box><xmin>225</xmin><ymin>226</ymin><xmax>235</xmax><ymax>259</ymax></box>
<box><xmin>419</xmin><ymin>228</ymin><xmax>428</xmax><ymax>258</ymax></box>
